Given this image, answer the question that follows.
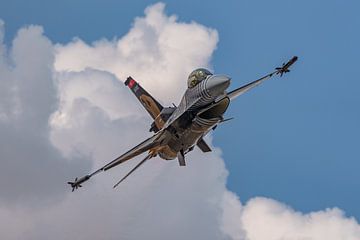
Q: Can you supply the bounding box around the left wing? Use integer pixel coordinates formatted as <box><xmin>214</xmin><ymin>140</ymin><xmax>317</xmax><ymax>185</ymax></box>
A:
<box><xmin>68</xmin><ymin>132</ymin><xmax>163</xmax><ymax>191</ymax></box>
<box><xmin>227</xmin><ymin>56</ymin><xmax>298</xmax><ymax>100</ymax></box>
<box><xmin>100</xmin><ymin>134</ymin><xmax>160</xmax><ymax>171</ymax></box>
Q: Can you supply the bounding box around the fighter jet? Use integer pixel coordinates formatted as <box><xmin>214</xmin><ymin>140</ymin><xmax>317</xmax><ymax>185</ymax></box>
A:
<box><xmin>68</xmin><ymin>56</ymin><xmax>298</xmax><ymax>191</ymax></box>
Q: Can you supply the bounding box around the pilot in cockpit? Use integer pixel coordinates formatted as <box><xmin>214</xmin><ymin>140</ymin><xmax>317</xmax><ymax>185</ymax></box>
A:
<box><xmin>187</xmin><ymin>68</ymin><xmax>213</xmax><ymax>88</ymax></box>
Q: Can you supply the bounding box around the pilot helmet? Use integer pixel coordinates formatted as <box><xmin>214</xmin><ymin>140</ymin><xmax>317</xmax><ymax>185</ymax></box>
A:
<box><xmin>187</xmin><ymin>68</ymin><xmax>213</xmax><ymax>88</ymax></box>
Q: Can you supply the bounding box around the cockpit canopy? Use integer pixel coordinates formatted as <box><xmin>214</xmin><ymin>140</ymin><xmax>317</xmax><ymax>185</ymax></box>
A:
<box><xmin>187</xmin><ymin>68</ymin><xmax>213</xmax><ymax>88</ymax></box>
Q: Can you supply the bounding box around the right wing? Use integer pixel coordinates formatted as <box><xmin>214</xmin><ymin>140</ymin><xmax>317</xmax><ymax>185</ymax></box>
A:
<box><xmin>227</xmin><ymin>71</ymin><xmax>277</xmax><ymax>100</ymax></box>
<box><xmin>227</xmin><ymin>56</ymin><xmax>298</xmax><ymax>100</ymax></box>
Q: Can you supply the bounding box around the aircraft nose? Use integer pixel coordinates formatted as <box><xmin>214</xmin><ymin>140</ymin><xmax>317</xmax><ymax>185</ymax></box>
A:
<box><xmin>206</xmin><ymin>75</ymin><xmax>231</xmax><ymax>97</ymax></box>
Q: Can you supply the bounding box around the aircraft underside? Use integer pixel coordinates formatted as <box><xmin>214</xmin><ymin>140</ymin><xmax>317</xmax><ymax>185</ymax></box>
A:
<box><xmin>159</xmin><ymin>97</ymin><xmax>230</xmax><ymax>160</ymax></box>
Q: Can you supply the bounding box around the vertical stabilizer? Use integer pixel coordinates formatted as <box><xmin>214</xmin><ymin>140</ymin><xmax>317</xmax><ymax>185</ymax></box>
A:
<box><xmin>125</xmin><ymin>76</ymin><xmax>164</xmax><ymax>120</ymax></box>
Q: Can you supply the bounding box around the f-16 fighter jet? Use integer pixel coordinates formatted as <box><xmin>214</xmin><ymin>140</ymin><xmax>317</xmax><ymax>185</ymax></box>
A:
<box><xmin>68</xmin><ymin>56</ymin><xmax>298</xmax><ymax>191</ymax></box>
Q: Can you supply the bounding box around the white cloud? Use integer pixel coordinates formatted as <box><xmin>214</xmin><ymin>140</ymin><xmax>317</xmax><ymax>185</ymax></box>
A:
<box><xmin>241</xmin><ymin>197</ymin><xmax>360</xmax><ymax>240</ymax></box>
<box><xmin>0</xmin><ymin>24</ymin><xmax>90</xmax><ymax>205</ymax></box>
<box><xmin>53</xmin><ymin>2</ymin><xmax>218</xmax><ymax>105</ymax></box>
<box><xmin>0</xmin><ymin>3</ymin><xmax>359</xmax><ymax>240</ymax></box>
<box><xmin>221</xmin><ymin>191</ymin><xmax>246</xmax><ymax>240</ymax></box>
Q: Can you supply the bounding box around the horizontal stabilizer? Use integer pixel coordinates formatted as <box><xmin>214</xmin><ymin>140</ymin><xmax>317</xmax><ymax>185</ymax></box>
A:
<box><xmin>197</xmin><ymin>138</ymin><xmax>212</xmax><ymax>152</ymax></box>
<box><xmin>177</xmin><ymin>150</ymin><xmax>186</xmax><ymax>166</ymax></box>
<box><xmin>113</xmin><ymin>154</ymin><xmax>153</xmax><ymax>188</ymax></box>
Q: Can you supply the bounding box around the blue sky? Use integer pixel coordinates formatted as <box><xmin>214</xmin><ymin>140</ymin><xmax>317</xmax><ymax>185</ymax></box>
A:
<box><xmin>1</xmin><ymin>0</ymin><xmax>359</xmax><ymax>221</ymax></box>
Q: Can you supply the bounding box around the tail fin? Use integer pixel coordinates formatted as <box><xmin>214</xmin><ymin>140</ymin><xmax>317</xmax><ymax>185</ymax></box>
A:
<box><xmin>125</xmin><ymin>77</ymin><xmax>163</xmax><ymax>120</ymax></box>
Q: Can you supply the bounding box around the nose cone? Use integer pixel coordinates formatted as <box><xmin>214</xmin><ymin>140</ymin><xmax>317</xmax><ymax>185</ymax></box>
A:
<box><xmin>206</xmin><ymin>75</ymin><xmax>231</xmax><ymax>97</ymax></box>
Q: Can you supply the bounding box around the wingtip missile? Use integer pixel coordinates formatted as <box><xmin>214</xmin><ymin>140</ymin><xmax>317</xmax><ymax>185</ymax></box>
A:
<box><xmin>276</xmin><ymin>56</ymin><xmax>298</xmax><ymax>77</ymax></box>
<box><xmin>67</xmin><ymin>175</ymin><xmax>90</xmax><ymax>192</ymax></box>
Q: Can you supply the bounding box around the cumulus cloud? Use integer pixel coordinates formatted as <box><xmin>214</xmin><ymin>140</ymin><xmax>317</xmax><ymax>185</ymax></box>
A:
<box><xmin>221</xmin><ymin>194</ymin><xmax>360</xmax><ymax>240</ymax></box>
<box><xmin>53</xmin><ymin>2</ymin><xmax>218</xmax><ymax>104</ymax></box>
<box><xmin>0</xmin><ymin>3</ymin><xmax>359</xmax><ymax>240</ymax></box>
<box><xmin>0</xmin><ymin>24</ymin><xmax>89</xmax><ymax>205</ymax></box>
<box><xmin>241</xmin><ymin>197</ymin><xmax>360</xmax><ymax>240</ymax></box>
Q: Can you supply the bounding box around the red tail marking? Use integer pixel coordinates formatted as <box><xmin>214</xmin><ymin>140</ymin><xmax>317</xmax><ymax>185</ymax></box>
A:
<box><xmin>128</xmin><ymin>79</ymin><xmax>136</xmax><ymax>88</ymax></box>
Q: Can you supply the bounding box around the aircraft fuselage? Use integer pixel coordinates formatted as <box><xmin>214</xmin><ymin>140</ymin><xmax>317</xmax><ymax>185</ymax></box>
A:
<box><xmin>68</xmin><ymin>57</ymin><xmax>298</xmax><ymax>191</ymax></box>
<box><xmin>157</xmin><ymin>75</ymin><xmax>231</xmax><ymax>160</ymax></box>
